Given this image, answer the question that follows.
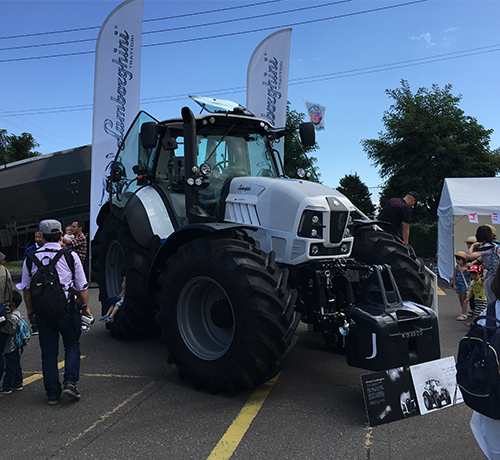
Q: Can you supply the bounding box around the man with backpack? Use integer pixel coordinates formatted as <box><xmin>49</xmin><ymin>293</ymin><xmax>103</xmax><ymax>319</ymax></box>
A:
<box><xmin>20</xmin><ymin>219</ymin><xmax>92</xmax><ymax>405</ymax></box>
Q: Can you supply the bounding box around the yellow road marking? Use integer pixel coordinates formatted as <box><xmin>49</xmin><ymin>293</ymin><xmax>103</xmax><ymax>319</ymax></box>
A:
<box><xmin>23</xmin><ymin>360</ymin><xmax>64</xmax><ymax>385</ymax></box>
<box><xmin>80</xmin><ymin>373</ymin><xmax>150</xmax><ymax>379</ymax></box>
<box><xmin>431</xmin><ymin>280</ymin><xmax>446</xmax><ymax>296</ymax></box>
<box><xmin>21</xmin><ymin>356</ymin><xmax>86</xmax><ymax>387</ymax></box>
<box><xmin>0</xmin><ymin>358</ymin><xmax>67</xmax><ymax>397</ymax></box>
<box><xmin>207</xmin><ymin>374</ymin><xmax>279</xmax><ymax>460</ymax></box>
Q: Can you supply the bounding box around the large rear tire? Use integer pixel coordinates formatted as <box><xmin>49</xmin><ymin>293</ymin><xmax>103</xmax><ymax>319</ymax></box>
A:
<box><xmin>351</xmin><ymin>230</ymin><xmax>432</xmax><ymax>306</ymax></box>
<box><xmin>155</xmin><ymin>235</ymin><xmax>299</xmax><ymax>393</ymax></box>
<box><xmin>96</xmin><ymin>214</ymin><xmax>158</xmax><ymax>339</ymax></box>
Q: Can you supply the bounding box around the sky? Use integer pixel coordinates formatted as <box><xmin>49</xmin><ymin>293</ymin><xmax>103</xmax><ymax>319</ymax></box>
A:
<box><xmin>1</xmin><ymin>0</ymin><xmax>499</xmax><ymax>204</ymax></box>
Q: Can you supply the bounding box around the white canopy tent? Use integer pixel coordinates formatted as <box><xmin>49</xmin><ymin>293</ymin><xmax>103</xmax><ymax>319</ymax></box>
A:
<box><xmin>437</xmin><ymin>177</ymin><xmax>500</xmax><ymax>281</ymax></box>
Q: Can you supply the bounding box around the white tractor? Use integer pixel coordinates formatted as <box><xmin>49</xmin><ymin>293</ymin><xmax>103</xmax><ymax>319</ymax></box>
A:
<box><xmin>93</xmin><ymin>97</ymin><xmax>439</xmax><ymax>393</ymax></box>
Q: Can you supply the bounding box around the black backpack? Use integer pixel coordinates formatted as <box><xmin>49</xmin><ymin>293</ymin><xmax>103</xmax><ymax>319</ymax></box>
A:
<box><xmin>456</xmin><ymin>302</ymin><xmax>500</xmax><ymax>420</ymax></box>
<box><xmin>26</xmin><ymin>248</ymin><xmax>75</xmax><ymax>319</ymax></box>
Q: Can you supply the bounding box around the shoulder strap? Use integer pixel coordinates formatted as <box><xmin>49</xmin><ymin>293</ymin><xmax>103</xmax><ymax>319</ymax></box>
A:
<box><xmin>460</xmin><ymin>269</ymin><xmax>469</xmax><ymax>289</ymax></box>
<box><xmin>51</xmin><ymin>248</ymin><xmax>67</xmax><ymax>266</ymax></box>
<box><xmin>60</xmin><ymin>247</ymin><xmax>75</xmax><ymax>278</ymax></box>
<box><xmin>26</xmin><ymin>251</ymin><xmax>43</xmax><ymax>273</ymax></box>
<box><xmin>26</xmin><ymin>248</ymin><xmax>72</xmax><ymax>274</ymax></box>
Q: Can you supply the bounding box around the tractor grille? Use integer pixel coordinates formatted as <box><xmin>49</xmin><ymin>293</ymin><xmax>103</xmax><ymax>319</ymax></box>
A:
<box><xmin>326</xmin><ymin>197</ymin><xmax>349</xmax><ymax>244</ymax></box>
<box><xmin>329</xmin><ymin>211</ymin><xmax>348</xmax><ymax>243</ymax></box>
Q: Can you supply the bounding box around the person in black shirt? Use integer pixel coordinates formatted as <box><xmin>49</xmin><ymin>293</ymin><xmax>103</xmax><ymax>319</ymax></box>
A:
<box><xmin>378</xmin><ymin>191</ymin><xmax>419</xmax><ymax>244</ymax></box>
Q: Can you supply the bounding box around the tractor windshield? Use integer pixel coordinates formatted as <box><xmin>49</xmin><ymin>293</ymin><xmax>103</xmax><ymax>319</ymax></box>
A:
<box><xmin>192</xmin><ymin>125</ymin><xmax>278</xmax><ymax>220</ymax></box>
<box><xmin>197</xmin><ymin>129</ymin><xmax>277</xmax><ymax>179</ymax></box>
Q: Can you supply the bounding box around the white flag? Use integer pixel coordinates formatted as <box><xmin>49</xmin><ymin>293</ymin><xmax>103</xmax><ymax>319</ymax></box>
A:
<box><xmin>90</xmin><ymin>0</ymin><xmax>144</xmax><ymax>241</ymax></box>
<box><xmin>305</xmin><ymin>101</ymin><xmax>326</xmax><ymax>131</ymax></box>
<box><xmin>468</xmin><ymin>213</ymin><xmax>479</xmax><ymax>224</ymax></box>
<box><xmin>247</xmin><ymin>29</ymin><xmax>292</xmax><ymax>166</ymax></box>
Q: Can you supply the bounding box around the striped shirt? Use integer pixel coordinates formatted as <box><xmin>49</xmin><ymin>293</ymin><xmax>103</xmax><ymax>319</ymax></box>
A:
<box><xmin>67</xmin><ymin>232</ymin><xmax>87</xmax><ymax>264</ymax></box>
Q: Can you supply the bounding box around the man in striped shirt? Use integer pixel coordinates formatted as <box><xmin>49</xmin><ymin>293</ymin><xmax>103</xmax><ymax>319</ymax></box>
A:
<box><xmin>62</xmin><ymin>220</ymin><xmax>87</xmax><ymax>264</ymax></box>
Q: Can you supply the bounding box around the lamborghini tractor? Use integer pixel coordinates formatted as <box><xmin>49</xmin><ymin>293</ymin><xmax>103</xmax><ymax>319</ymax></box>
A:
<box><xmin>93</xmin><ymin>97</ymin><xmax>439</xmax><ymax>393</ymax></box>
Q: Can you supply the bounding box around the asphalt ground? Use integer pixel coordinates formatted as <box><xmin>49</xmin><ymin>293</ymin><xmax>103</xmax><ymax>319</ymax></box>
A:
<box><xmin>1</xmin><ymin>276</ymin><xmax>485</xmax><ymax>460</ymax></box>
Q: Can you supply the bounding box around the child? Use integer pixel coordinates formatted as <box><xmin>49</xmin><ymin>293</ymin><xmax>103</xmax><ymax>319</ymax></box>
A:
<box><xmin>0</xmin><ymin>291</ymin><xmax>24</xmax><ymax>394</ymax></box>
<box><xmin>63</xmin><ymin>226</ymin><xmax>75</xmax><ymax>243</ymax></box>
<box><xmin>452</xmin><ymin>251</ymin><xmax>471</xmax><ymax>321</ymax></box>
<box><xmin>464</xmin><ymin>265</ymin><xmax>488</xmax><ymax>326</ymax></box>
<box><xmin>100</xmin><ymin>272</ymin><xmax>126</xmax><ymax>323</ymax></box>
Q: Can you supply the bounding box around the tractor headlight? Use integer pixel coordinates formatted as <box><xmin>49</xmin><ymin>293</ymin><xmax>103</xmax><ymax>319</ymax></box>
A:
<box><xmin>200</xmin><ymin>163</ymin><xmax>212</xmax><ymax>176</ymax></box>
<box><xmin>298</xmin><ymin>211</ymin><xmax>324</xmax><ymax>239</ymax></box>
<box><xmin>296</xmin><ymin>168</ymin><xmax>312</xmax><ymax>180</ymax></box>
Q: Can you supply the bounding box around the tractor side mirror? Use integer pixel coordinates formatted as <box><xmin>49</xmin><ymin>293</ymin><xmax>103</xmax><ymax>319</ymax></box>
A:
<box><xmin>299</xmin><ymin>122</ymin><xmax>315</xmax><ymax>147</ymax></box>
<box><xmin>140</xmin><ymin>122</ymin><xmax>158</xmax><ymax>149</ymax></box>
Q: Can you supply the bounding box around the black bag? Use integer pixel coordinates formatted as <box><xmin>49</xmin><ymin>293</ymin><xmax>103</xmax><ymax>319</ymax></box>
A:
<box><xmin>456</xmin><ymin>302</ymin><xmax>500</xmax><ymax>420</ymax></box>
<box><xmin>26</xmin><ymin>248</ymin><xmax>75</xmax><ymax>320</ymax></box>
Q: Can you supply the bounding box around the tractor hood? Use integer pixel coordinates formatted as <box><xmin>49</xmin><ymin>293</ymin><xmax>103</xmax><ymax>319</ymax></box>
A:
<box><xmin>223</xmin><ymin>176</ymin><xmax>356</xmax><ymax>264</ymax></box>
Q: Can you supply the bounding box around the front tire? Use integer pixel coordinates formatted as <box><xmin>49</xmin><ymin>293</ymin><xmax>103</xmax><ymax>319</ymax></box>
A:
<box><xmin>96</xmin><ymin>214</ymin><xmax>158</xmax><ymax>339</ymax></box>
<box><xmin>155</xmin><ymin>235</ymin><xmax>299</xmax><ymax>393</ymax></box>
<box><xmin>351</xmin><ymin>230</ymin><xmax>432</xmax><ymax>306</ymax></box>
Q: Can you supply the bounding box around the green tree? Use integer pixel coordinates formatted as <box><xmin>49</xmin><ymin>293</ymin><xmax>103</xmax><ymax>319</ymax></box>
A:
<box><xmin>337</xmin><ymin>172</ymin><xmax>376</xmax><ymax>218</ymax></box>
<box><xmin>361</xmin><ymin>80</ymin><xmax>500</xmax><ymax>220</ymax></box>
<box><xmin>0</xmin><ymin>129</ymin><xmax>40</xmax><ymax>165</ymax></box>
<box><xmin>284</xmin><ymin>103</ymin><xmax>321</xmax><ymax>182</ymax></box>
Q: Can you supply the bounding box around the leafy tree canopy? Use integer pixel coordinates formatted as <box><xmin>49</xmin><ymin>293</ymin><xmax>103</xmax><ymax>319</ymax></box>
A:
<box><xmin>0</xmin><ymin>129</ymin><xmax>40</xmax><ymax>165</ymax></box>
<box><xmin>337</xmin><ymin>172</ymin><xmax>376</xmax><ymax>218</ymax></box>
<box><xmin>284</xmin><ymin>103</ymin><xmax>321</xmax><ymax>182</ymax></box>
<box><xmin>361</xmin><ymin>80</ymin><xmax>500</xmax><ymax>220</ymax></box>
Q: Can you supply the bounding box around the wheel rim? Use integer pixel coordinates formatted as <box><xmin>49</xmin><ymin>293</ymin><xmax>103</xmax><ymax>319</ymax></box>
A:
<box><xmin>177</xmin><ymin>276</ymin><xmax>235</xmax><ymax>361</ymax></box>
<box><xmin>105</xmin><ymin>240</ymin><xmax>125</xmax><ymax>297</ymax></box>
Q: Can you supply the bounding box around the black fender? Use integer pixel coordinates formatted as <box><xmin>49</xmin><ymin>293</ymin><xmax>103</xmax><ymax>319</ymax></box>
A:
<box><xmin>147</xmin><ymin>222</ymin><xmax>257</xmax><ymax>292</ymax></box>
<box><xmin>95</xmin><ymin>201</ymin><xmax>111</xmax><ymax>231</ymax></box>
<box><xmin>95</xmin><ymin>195</ymin><xmax>155</xmax><ymax>249</ymax></box>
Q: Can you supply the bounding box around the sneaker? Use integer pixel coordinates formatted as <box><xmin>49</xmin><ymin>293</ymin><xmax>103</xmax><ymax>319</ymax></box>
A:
<box><xmin>0</xmin><ymin>388</ymin><xmax>12</xmax><ymax>395</ymax></box>
<box><xmin>62</xmin><ymin>384</ymin><xmax>81</xmax><ymax>400</ymax></box>
<box><xmin>47</xmin><ymin>397</ymin><xmax>60</xmax><ymax>405</ymax></box>
<box><xmin>12</xmin><ymin>385</ymin><xmax>23</xmax><ymax>391</ymax></box>
<box><xmin>104</xmin><ymin>317</ymin><xmax>114</xmax><ymax>323</ymax></box>
<box><xmin>31</xmin><ymin>330</ymin><xmax>39</xmax><ymax>336</ymax></box>
<box><xmin>99</xmin><ymin>316</ymin><xmax>109</xmax><ymax>322</ymax></box>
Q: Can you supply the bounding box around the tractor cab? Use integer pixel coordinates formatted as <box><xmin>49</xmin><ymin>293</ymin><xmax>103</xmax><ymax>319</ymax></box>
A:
<box><xmin>107</xmin><ymin>97</ymin><xmax>314</xmax><ymax>226</ymax></box>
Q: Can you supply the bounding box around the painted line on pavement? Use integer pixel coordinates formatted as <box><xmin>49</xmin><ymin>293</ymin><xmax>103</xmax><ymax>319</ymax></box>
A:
<box><xmin>207</xmin><ymin>374</ymin><xmax>280</xmax><ymax>460</ymax></box>
<box><xmin>431</xmin><ymin>280</ymin><xmax>446</xmax><ymax>296</ymax></box>
<box><xmin>1</xmin><ymin>358</ymin><xmax>71</xmax><ymax>396</ymax></box>
<box><xmin>61</xmin><ymin>380</ymin><xmax>156</xmax><ymax>451</ymax></box>
<box><xmin>79</xmin><ymin>373</ymin><xmax>150</xmax><ymax>379</ymax></box>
